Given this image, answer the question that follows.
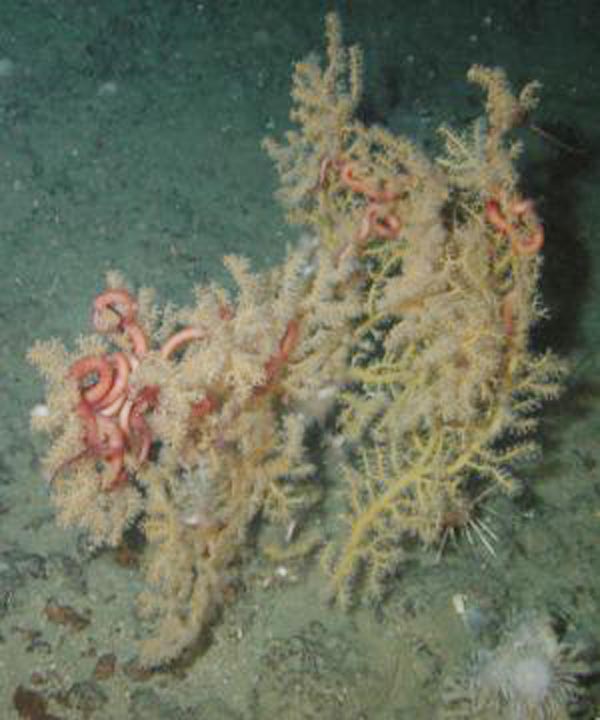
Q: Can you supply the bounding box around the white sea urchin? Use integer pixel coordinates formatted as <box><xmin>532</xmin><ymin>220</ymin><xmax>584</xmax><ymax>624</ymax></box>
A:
<box><xmin>443</xmin><ymin>613</ymin><xmax>589</xmax><ymax>719</ymax></box>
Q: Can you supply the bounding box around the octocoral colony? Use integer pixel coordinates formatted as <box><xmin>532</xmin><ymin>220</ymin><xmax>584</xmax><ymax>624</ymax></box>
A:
<box><xmin>28</xmin><ymin>15</ymin><xmax>565</xmax><ymax>666</ymax></box>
